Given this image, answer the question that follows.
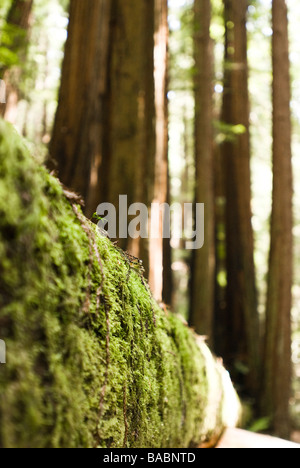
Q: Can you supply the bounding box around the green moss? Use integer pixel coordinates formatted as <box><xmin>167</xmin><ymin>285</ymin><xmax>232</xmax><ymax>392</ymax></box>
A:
<box><xmin>0</xmin><ymin>120</ymin><xmax>239</xmax><ymax>448</ymax></box>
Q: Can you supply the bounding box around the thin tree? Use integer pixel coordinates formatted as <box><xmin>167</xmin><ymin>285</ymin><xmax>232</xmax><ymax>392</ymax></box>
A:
<box><xmin>261</xmin><ymin>0</ymin><xmax>293</xmax><ymax>439</ymax></box>
<box><xmin>220</xmin><ymin>0</ymin><xmax>259</xmax><ymax>395</ymax></box>
<box><xmin>149</xmin><ymin>0</ymin><xmax>170</xmax><ymax>302</ymax></box>
<box><xmin>190</xmin><ymin>0</ymin><xmax>215</xmax><ymax>343</ymax></box>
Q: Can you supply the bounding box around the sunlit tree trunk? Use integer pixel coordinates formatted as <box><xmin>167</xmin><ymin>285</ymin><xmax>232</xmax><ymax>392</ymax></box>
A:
<box><xmin>0</xmin><ymin>0</ymin><xmax>33</xmax><ymax>122</ymax></box>
<box><xmin>163</xmin><ymin>166</ymin><xmax>173</xmax><ymax>305</ymax></box>
<box><xmin>261</xmin><ymin>0</ymin><xmax>293</xmax><ymax>439</ymax></box>
<box><xmin>221</xmin><ymin>0</ymin><xmax>259</xmax><ymax>395</ymax></box>
<box><xmin>189</xmin><ymin>0</ymin><xmax>215</xmax><ymax>344</ymax></box>
<box><xmin>149</xmin><ymin>0</ymin><xmax>169</xmax><ymax>302</ymax></box>
<box><xmin>128</xmin><ymin>0</ymin><xmax>156</xmax><ymax>276</ymax></box>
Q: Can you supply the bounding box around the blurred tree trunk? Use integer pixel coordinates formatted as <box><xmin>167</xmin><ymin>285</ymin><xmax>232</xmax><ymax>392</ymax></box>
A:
<box><xmin>0</xmin><ymin>0</ymin><xmax>33</xmax><ymax>122</ymax></box>
<box><xmin>213</xmin><ymin>144</ymin><xmax>227</xmax><ymax>354</ymax></box>
<box><xmin>101</xmin><ymin>0</ymin><xmax>155</xmax><ymax>265</ymax></box>
<box><xmin>261</xmin><ymin>0</ymin><xmax>293</xmax><ymax>439</ymax></box>
<box><xmin>50</xmin><ymin>0</ymin><xmax>112</xmax><ymax>217</ymax></box>
<box><xmin>163</xmin><ymin>166</ymin><xmax>173</xmax><ymax>305</ymax></box>
<box><xmin>189</xmin><ymin>0</ymin><xmax>215</xmax><ymax>345</ymax></box>
<box><xmin>149</xmin><ymin>0</ymin><xmax>169</xmax><ymax>302</ymax></box>
<box><xmin>50</xmin><ymin>0</ymin><xmax>156</xmax><ymax>275</ymax></box>
<box><xmin>220</xmin><ymin>0</ymin><xmax>259</xmax><ymax>395</ymax></box>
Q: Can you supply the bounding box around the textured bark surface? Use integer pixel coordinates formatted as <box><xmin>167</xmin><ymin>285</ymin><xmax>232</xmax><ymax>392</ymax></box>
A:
<box><xmin>190</xmin><ymin>0</ymin><xmax>215</xmax><ymax>344</ymax></box>
<box><xmin>0</xmin><ymin>0</ymin><xmax>33</xmax><ymax>121</ymax></box>
<box><xmin>262</xmin><ymin>0</ymin><xmax>293</xmax><ymax>439</ymax></box>
<box><xmin>50</xmin><ymin>0</ymin><xmax>111</xmax><ymax>212</ymax></box>
<box><xmin>220</xmin><ymin>0</ymin><xmax>259</xmax><ymax>394</ymax></box>
<box><xmin>101</xmin><ymin>0</ymin><xmax>155</xmax><ymax>239</ymax></box>
<box><xmin>50</xmin><ymin>0</ymin><xmax>156</xmax><ymax>274</ymax></box>
<box><xmin>0</xmin><ymin>121</ymin><xmax>240</xmax><ymax>448</ymax></box>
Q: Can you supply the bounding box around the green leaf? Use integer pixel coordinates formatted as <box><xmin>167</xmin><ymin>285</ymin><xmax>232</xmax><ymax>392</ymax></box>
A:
<box><xmin>0</xmin><ymin>46</ymin><xmax>19</xmax><ymax>67</ymax></box>
<box><xmin>248</xmin><ymin>417</ymin><xmax>271</xmax><ymax>434</ymax></box>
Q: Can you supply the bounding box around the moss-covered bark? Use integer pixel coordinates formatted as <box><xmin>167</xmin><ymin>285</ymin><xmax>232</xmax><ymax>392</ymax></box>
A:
<box><xmin>0</xmin><ymin>120</ymin><xmax>239</xmax><ymax>448</ymax></box>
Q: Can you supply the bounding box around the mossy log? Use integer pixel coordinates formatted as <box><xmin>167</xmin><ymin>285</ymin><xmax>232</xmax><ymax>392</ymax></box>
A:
<box><xmin>0</xmin><ymin>120</ymin><xmax>240</xmax><ymax>448</ymax></box>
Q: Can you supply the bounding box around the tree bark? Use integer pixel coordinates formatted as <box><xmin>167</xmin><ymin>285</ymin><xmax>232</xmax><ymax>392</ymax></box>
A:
<box><xmin>50</xmin><ymin>0</ymin><xmax>111</xmax><ymax>214</ymax></box>
<box><xmin>50</xmin><ymin>0</ymin><xmax>156</xmax><ymax>274</ymax></box>
<box><xmin>261</xmin><ymin>0</ymin><xmax>293</xmax><ymax>439</ymax></box>
<box><xmin>189</xmin><ymin>0</ymin><xmax>215</xmax><ymax>345</ymax></box>
<box><xmin>163</xmin><ymin>165</ymin><xmax>173</xmax><ymax>305</ymax></box>
<box><xmin>220</xmin><ymin>0</ymin><xmax>259</xmax><ymax>395</ymax></box>
<box><xmin>101</xmin><ymin>0</ymin><xmax>155</xmax><ymax>257</ymax></box>
<box><xmin>149</xmin><ymin>0</ymin><xmax>169</xmax><ymax>302</ymax></box>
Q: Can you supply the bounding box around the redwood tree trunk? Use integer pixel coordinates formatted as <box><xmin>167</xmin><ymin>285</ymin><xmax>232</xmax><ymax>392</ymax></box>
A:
<box><xmin>50</xmin><ymin>0</ymin><xmax>111</xmax><ymax>214</ymax></box>
<box><xmin>101</xmin><ymin>0</ymin><xmax>155</xmax><ymax>258</ymax></box>
<box><xmin>261</xmin><ymin>0</ymin><xmax>293</xmax><ymax>439</ymax></box>
<box><xmin>50</xmin><ymin>0</ymin><xmax>156</xmax><ymax>274</ymax></box>
<box><xmin>220</xmin><ymin>0</ymin><xmax>259</xmax><ymax>395</ymax></box>
<box><xmin>189</xmin><ymin>0</ymin><xmax>215</xmax><ymax>344</ymax></box>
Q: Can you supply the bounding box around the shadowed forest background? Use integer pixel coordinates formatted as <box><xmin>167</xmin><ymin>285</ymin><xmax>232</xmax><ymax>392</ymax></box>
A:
<box><xmin>0</xmin><ymin>0</ymin><xmax>300</xmax><ymax>444</ymax></box>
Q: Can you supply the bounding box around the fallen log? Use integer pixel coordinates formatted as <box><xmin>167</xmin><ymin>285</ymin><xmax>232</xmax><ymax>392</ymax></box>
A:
<box><xmin>0</xmin><ymin>120</ymin><xmax>240</xmax><ymax>448</ymax></box>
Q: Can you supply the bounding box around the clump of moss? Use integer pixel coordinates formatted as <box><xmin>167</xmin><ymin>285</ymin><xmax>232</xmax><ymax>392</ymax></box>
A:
<box><xmin>0</xmin><ymin>120</ymin><xmax>239</xmax><ymax>448</ymax></box>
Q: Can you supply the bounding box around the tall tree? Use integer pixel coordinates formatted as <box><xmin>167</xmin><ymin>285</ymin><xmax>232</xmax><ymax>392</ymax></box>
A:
<box><xmin>220</xmin><ymin>0</ymin><xmax>259</xmax><ymax>394</ymax></box>
<box><xmin>50</xmin><ymin>0</ymin><xmax>155</xmax><ymax>267</ymax></box>
<box><xmin>0</xmin><ymin>0</ymin><xmax>33</xmax><ymax>121</ymax></box>
<box><xmin>261</xmin><ymin>0</ymin><xmax>293</xmax><ymax>439</ymax></box>
<box><xmin>50</xmin><ymin>0</ymin><xmax>113</xmax><ymax>217</ymax></box>
<box><xmin>51</xmin><ymin>0</ymin><xmax>172</xmax><ymax>301</ymax></box>
<box><xmin>149</xmin><ymin>0</ymin><xmax>170</xmax><ymax>302</ymax></box>
<box><xmin>189</xmin><ymin>0</ymin><xmax>215</xmax><ymax>343</ymax></box>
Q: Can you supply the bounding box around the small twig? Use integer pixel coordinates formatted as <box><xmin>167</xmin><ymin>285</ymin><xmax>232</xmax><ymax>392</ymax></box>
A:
<box><xmin>63</xmin><ymin>186</ymin><xmax>85</xmax><ymax>207</ymax></box>
<box><xmin>151</xmin><ymin>302</ymin><xmax>157</xmax><ymax>328</ymax></box>
<box><xmin>166</xmin><ymin>351</ymin><xmax>177</xmax><ymax>358</ymax></box>
<box><xmin>137</xmin><ymin>305</ymin><xmax>144</xmax><ymax>334</ymax></box>
<box><xmin>123</xmin><ymin>384</ymin><xmax>129</xmax><ymax>448</ymax></box>
<box><xmin>98</xmin><ymin>298</ymin><xmax>111</xmax><ymax>439</ymax></box>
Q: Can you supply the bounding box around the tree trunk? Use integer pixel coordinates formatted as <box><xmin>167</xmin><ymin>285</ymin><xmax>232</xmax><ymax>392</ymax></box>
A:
<box><xmin>0</xmin><ymin>119</ymin><xmax>240</xmax><ymax>448</ymax></box>
<box><xmin>189</xmin><ymin>0</ymin><xmax>215</xmax><ymax>345</ymax></box>
<box><xmin>50</xmin><ymin>0</ymin><xmax>155</xmax><ymax>273</ymax></box>
<box><xmin>149</xmin><ymin>0</ymin><xmax>169</xmax><ymax>302</ymax></box>
<box><xmin>162</xmin><ymin>165</ymin><xmax>173</xmax><ymax>305</ymax></box>
<box><xmin>220</xmin><ymin>0</ymin><xmax>259</xmax><ymax>395</ymax></box>
<box><xmin>0</xmin><ymin>0</ymin><xmax>33</xmax><ymax>122</ymax></box>
<box><xmin>101</xmin><ymin>0</ymin><xmax>155</xmax><ymax>259</ymax></box>
<box><xmin>50</xmin><ymin>0</ymin><xmax>111</xmax><ymax>214</ymax></box>
<box><xmin>261</xmin><ymin>0</ymin><xmax>293</xmax><ymax>440</ymax></box>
